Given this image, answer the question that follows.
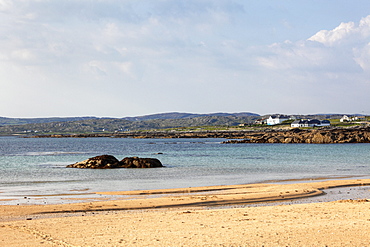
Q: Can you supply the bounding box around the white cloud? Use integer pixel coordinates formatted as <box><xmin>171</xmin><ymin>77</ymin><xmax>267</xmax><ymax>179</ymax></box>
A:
<box><xmin>258</xmin><ymin>15</ymin><xmax>370</xmax><ymax>74</ymax></box>
<box><xmin>308</xmin><ymin>21</ymin><xmax>356</xmax><ymax>46</ymax></box>
<box><xmin>11</xmin><ymin>49</ymin><xmax>35</xmax><ymax>61</ymax></box>
<box><xmin>85</xmin><ymin>60</ymin><xmax>107</xmax><ymax>77</ymax></box>
<box><xmin>115</xmin><ymin>62</ymin><xmax>134</xmax><ymax>77</ymax></box>
<box><xmin>354</xmin><ymin>43</ymin><xmax>370</xmax><ymax>71</ymax></box>
<box><xmin>0</xmin><ymin>0</ymin><xmax>13</xmax><ymax>11</ymax></box>
<box><xmin>308</xmin><ymin>15</ymin><xmax>370</xmax><ymax>47</ymax></box>
<box><xmin>252</xmin><ymin>15</ymin><xmax>370</xmax><ymax>114</ymax></box>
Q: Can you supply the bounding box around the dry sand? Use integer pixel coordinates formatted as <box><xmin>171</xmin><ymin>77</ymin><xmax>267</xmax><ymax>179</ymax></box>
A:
<box><xmin>1</xmin><ymin>179</ymin><xmax>370</xmax><ymax>246</ymax></box>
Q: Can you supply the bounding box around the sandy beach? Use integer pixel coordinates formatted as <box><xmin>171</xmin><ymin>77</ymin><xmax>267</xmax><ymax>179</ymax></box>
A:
<box><xmin>1</xmin><ymin>178</ymin><xmax>370</xmax><ymax>246</ymax></box>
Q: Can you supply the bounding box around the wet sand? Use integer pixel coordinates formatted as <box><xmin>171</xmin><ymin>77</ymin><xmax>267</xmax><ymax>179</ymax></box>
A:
<box><xmin>1</xmin><ymin>178</ymin><xmax>370</xmax><ymax>246</ymax></box>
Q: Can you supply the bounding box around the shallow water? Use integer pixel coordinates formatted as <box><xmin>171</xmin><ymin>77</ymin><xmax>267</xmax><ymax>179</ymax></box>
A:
<box><xmin>0</xmin><ymin>136</ymin><xmax>369</xmax><ymax>205</ymax></box>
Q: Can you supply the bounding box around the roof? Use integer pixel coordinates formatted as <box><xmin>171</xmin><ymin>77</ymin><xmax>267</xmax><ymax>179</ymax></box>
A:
<box><xmin>308</xmin><ymin>119</ymin><xmax>320</xmax><ymax>124</ymax></box>
<box><xmin>291</xmin><ymin>119</ymin><xmax>329</xmax><ymax>125</ymax></box>
<box><xmin>270</xmin><ymin>115</ymin><xmax>289</xmax><ymax>119</ymax></box>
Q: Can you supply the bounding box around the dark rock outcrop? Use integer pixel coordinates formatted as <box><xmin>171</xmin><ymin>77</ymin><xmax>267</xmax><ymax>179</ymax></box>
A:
<box><xmin>120</xmin><ymin>157</ymin><xmax>163</xmax><ymax>168</ymax></box>
<box><xmin>31</xmin><ymin>125</ymin><xmax>370</xmax><ymax>143</ymax></box>
<box><xmin>67</xmin><ymin>155</ymin><xmax>163</xmax><ymax>169</ymax></box>
<box><xmin>223</xmin><ymin>127</ymin><xmax>370</xmax><ymax>144</ymax></box>
<box><xmin>66</xmin><ymin>155</ymin><xmax>120</xmax><ymax>169</ymax></box>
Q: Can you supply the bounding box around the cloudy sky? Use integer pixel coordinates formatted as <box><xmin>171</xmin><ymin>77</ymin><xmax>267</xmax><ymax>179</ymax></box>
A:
<box><xmin>1</xmin><ymin>0</ymin><xmax>370</xmax><ymax>117</ymax></box>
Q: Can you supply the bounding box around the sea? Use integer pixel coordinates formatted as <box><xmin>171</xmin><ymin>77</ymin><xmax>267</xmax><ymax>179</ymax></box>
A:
<box><xmin>0</xmin><ymin>136</ymin><xmax>370</xmax><ymax>205</ymax></box>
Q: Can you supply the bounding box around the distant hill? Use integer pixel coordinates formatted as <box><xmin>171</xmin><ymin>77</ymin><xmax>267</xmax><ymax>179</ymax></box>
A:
<box><xmin>0</xmin><ymin>112</ymin><xmax>365</xmax><ymax>136</ymax></box>
<box><xmin>0</xmin><ymin>116</ymin><xmax>101</xmax><ymax>126</ymax></box>
<box><xmin>0</xmin><ymin>112</ymin><xmax>259</xmax><ymax>126</ymax></box>
<box><xmin>0</xmin><ymin>115</ymin><xmax>260</xmax><ymax>135</ymax></box>
<box><xmin>122</xmin><ymin>112</ymin><xmax>260</xmax><ymax>121</ymax></box>
<box><xmin>0</xmin><ymin>116</ymin><xmax>258</xmax><ymax>135</ymax></box>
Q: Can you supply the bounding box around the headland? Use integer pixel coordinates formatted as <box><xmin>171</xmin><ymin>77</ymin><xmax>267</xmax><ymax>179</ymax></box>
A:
<box><xmin>30</xmin><ymin>126</ymin><xmax>370</xmax><ymax>144</ymax></box>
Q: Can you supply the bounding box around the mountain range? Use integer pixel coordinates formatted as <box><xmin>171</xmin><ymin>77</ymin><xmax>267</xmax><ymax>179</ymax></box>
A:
<box><xmin>0</xmin><ymin>112</ymin><xmax>261</xmax><ymax>135</ymax></box>
<box><xmin>0</xmin><ymin>112</ymin><xmax>259</xmax><ymax>126</ymax></box>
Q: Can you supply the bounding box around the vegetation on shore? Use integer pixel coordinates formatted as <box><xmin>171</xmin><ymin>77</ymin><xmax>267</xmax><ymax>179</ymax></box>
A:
<box><xmin>0</xmin><ymin>113</ymin><xmax>368</xmax><ymax>136</ymax></box>
<box><xmin>0</xmin><ymin>116</ymin><xmax>258</xmax><ymax>136</ymax></box>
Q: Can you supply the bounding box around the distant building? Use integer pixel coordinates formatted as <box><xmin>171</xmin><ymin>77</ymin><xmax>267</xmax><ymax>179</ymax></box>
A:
<box><xmin>340</xmin><ymin>115</ymin><xmax>364</xmax><ymax>122</ymax></box>
<box><xmin>320</xmin><ymin>120</ymin><xmax>331</xmax><ymax>126</ymax></box>
<box><xmin>291</xmin><ymin>119</ymin><xmax>331</xmax><ymax>128</ymax></box>
<box><xmin>254</xmin><ymin>118</ymin><xmax>267</xmax><ymax>125</ymax></box>
<box><xmin>340</xmin><ymin>115</ymin><xmax>353</xmax><ymax>122</ymax></box>
<box><xmin>266</xmin><ymin>115</ymin><xmax>290</xmax><ymax>125</ymax></box>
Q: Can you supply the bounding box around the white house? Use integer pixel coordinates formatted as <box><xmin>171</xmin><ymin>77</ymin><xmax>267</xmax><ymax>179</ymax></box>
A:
<box><xmin>254</xmin><ymin>118</ymin><xmax>267</xmax><ymax>125</ymax></box>
<box><xmin>266</xmin><ymin>115</ymin><xmax>290</xmax><ymax>125</ymax></box>
<box><xmin>291</xmin><ymin>119</ymin><xmax>331</xmax><ymax>128</ymax></box>
<box><xmin>340</xmin><ymin>115</ymin><xmax>363</xmax><ymax>122</ymax></box>
<box><xmin>291</xmin><ymin>119</ymin><xmax>306</xmax><ymax>128</ymax></box>
<box><xmin>340</xmin><ymin>115</ymin><xmax>353</xmax><ymax>122</ymax></box>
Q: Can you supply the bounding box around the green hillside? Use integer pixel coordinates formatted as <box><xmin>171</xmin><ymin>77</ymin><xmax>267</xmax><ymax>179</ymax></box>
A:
<box><xmin>0</xmin><ymin>115</ymin><xmax>259</xmax><ymax>135</ymax></box>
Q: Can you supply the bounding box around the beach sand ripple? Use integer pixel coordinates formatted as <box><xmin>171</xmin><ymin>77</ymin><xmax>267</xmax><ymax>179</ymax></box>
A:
<box><xmin>1</xmin><ymin>179</ymin><xmax>370</xmax><ymax>246</ymax></box>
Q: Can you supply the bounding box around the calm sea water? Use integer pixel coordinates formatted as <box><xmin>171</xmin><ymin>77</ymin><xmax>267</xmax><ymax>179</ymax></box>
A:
<box><xmin>0</xmin><ymin>136</ymin><xmax>369</xmax><ymax>205</ymax></box>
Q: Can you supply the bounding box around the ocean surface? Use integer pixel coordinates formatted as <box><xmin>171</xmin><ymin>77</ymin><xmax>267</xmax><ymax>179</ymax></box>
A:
<box><xmin>0</xmin><ymin>136</ymin><xmax>369</xmax><ymax>205</ymax></box>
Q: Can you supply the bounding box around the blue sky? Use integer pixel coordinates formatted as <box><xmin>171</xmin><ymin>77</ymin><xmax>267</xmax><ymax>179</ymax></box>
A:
<box><xmin>1</xmin><ymin>0</ymin><xmax>370</xmax><ymax>117</ymax></box>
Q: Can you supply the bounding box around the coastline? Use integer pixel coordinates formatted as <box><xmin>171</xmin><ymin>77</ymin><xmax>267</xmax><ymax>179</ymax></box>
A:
<box><xmin>1</xmin><ymin>178</ymin><xmax>370</xmax><ymax>246</ymax></box>
<box><xmin>26</xmin><ymin>126</ymin><xmax>370</xmax><ymax>144</ymax></box>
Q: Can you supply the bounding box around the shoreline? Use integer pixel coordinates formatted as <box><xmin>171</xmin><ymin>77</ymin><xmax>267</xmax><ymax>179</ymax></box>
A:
<box><xmin>23</xmin><ymin>126</ymin><xmax>370</xmax><ymax>144</ymax></box>
<box><xmin>1</xmin><ymin>178</ymin><xmax>370</xmax><ymax>220</ymax></box>
<box><xmin>0</xmin><ymin>175</ymin><xmax>364</xmax><ymax>209</ymax></box>
<box><xmin>1</xmin><ymin>178</ymin><xmax>370</xmax><ymax>246</ymax></box>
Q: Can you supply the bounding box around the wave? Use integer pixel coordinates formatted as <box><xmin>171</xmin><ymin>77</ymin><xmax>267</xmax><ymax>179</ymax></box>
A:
<box><xmin>20</xmin><ymin>151</ymin><xmax>87</xmax><ymax>156</ymax></box>
<box><xmin>37</xmin><ymin>162</ymin><xmax>71</xmax><ymax>168</ymax></box>
<box><xmin>0</xmin><ymin>179</ymin><xmax>84</xmax><ymax>186</ymax></box>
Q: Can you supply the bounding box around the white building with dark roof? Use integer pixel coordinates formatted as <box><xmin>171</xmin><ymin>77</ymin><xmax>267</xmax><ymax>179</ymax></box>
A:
<box><xmin>339</xmin><ymin>115</ymin><xmax>364</xmax><ymax>122</ymax></box>
<box><xmin>291</xmin><ymin>119</ymin><xmax>331</xmax><ymax>128</ymax></box>
<box><xmin>266</xmin><ymin>115</ymin><xmax>290</xmax><ymax>125</ymax></box>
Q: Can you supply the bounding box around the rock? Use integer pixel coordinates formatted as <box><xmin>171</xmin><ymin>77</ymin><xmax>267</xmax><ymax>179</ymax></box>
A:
<box><xmin>311</xmin><ymin>133</ymin><xmax>334</xmax><ymax>144</ymax></box>
<box><xmin>289</xmin><ymin>128</ymin><xmax>304</xmax><ymax>133</ymax></box>
<box><xmin>284</xmin><ymin>138</ymin><xmax>293</xmax><ymax>143</ymax></box>
<box><xmin>120</xmin><ymin>157</ymin><xmax>163</xmax><ymax>168</ymax></box>
<box><xmin>222</xmin><ymin>127</ymin><xmax>370</xmax><ymax>144</ymax></box>
<box><xmin>67</xmin><ymin>155</ymin><xmax>120</xmax><ymax>169</ymax></box>
<box><xmin>67</xmin><ymin>155</ymin><xmax>163</xmax><ymax>169</ymax></box>
<box><xmin>267</xmin><ymin>137</ymin><xmax>281</xmax><ymax>143</ymax></box>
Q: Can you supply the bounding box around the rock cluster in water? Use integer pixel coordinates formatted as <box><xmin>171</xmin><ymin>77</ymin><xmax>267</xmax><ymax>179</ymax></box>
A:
<box><xmin>223</xmin><ymin>127</ymin><xmax>370</xmax><ymax>144</ymax></box>
<box><xmin>66</xmin><ymin>155</ymin><xmax>163</xmax><ymax>169</ymax></box>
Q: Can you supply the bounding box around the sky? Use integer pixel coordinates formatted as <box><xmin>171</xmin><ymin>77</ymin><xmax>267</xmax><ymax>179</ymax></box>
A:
<box><xmin>1</xmin><ymin>0</ymin><xmax>370</xmax><ymax>118</ymax></box>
